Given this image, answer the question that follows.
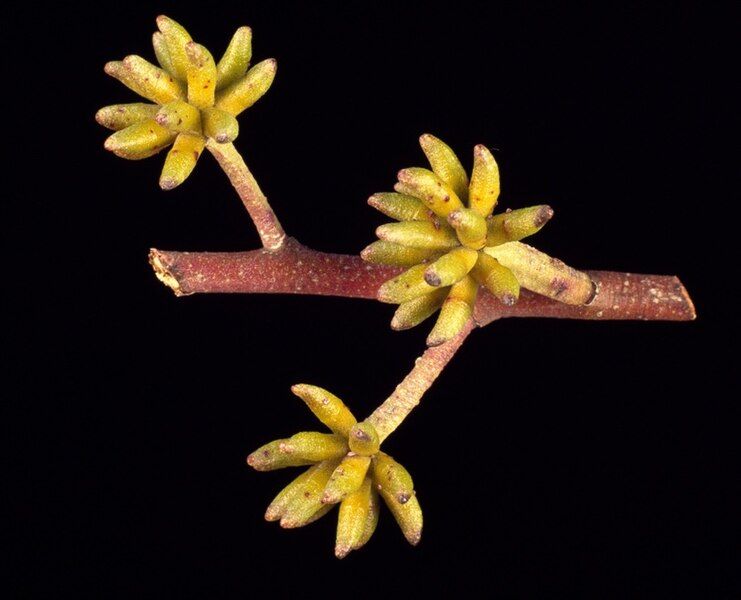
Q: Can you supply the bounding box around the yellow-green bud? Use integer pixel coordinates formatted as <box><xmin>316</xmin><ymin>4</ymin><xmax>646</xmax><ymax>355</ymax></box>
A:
<box><xmin>375</xmin><ymin>221</ymin><xmax>459</xmax><ymax>250</ymax></box>
<box><xmin>391</xmin><ymin>288</ymin><xmax>448</xmax><ymax>330</ymax></box>
<box><xmin>96</xmin><ymin>103</ymin><xmax>159</xmax><ymax>131</ymax></box>
<box><xmin>201</xmin><ymin>107</ymin><xmax>239</xmax><ymax>143</ymax></box>
<box><xmin>216</xmin><ymin>58</ymin><xmax>277</xmax><ymax>116</ymax></box>
<box><xmin>447</xmin><ymin>207</ymin><xmax>488</xmax><ymax>250</ymax></box>
<box><xmin>159</xmin><ymin>133</ymin><xmax>205</xmax><ymax>190</ymax></box>
<box><xmin>377</xmin><ymin>264</ymin><xmax>437</xmax><ymax>304</ymax></box>
<box><xmin>484</xmin><ymin>242</ymin><xmax>595</xmax><ymax>305</ymax></box>
<box><xmin>216</xmin><ymin>26</ymin><xmax>253</xmax><ymax>89</ymax></box>
<box><xmin>156</xmin><ymin>15</ymin><xmax>193</xmax><ymax>81</ymax></box>
<box><xmin>395</xmin><ymin>167</ymin><xmax>464</xmax><ymax>218</ymax></box>
<box><xmin>469</xmin><ymin>143</ymin><xmax>500</xmax><ymax>217</ymax></box>
<box><xmin>322</xmin><ymin>455</ymin><xmax>371</xmax><ymax>505</ymax></box>
<box><xmin>335</xmin><ymin>478</ymin><xmax>378</xmax><ymax>559</ymax></box>
<box><xmin>426</xmin><ymin>275</ymin><xmax>478</xmax><ymax>346</ymax></box>
<box><xmin>486</xmin><ymin>205</ymin><xmax>554</xmax><ymax>246</ymax></box>
<box><xmin>291</xmin><ymin>384</ymin><xmax>357</xmax><ymax>437</ymax></box>
<box><xmin>361</xmin><ymin>241</ymin><xmax>440</xmax><ymax>267</ymax></box>
<box><xmin>348</xmin><ymin>422</ymin><xmax>380</xmax><ymax>456</ymax></box>
<box><xmin>470</xmin><ymin>251</ymin><xmax>520</xmax><ymax>306</ymax></box>
<box><xmin>419</xmin><ymin>133</ymin><xmax>469</xmax><ymax>202</ymax></box>
<box><xmin>368</xmin><ymin>192</ymin><xmax>435</xmax><ymax>222</ymax></box>
<box><xmin>185</xmin><ymin>42</ymin><xmax>217</xmax><ymax>109</ymax></box>
<box><xmin>424</xmin><ymin>247</ymin><xmax>478</xmax><ymax>287</ymax></box>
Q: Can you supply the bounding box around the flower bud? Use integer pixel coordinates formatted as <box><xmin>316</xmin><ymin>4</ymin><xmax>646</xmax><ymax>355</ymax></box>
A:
<box><xmin>470</xmin><ymin>251</ymin><xmax>519</xmax><ymax>306</ymax></box>
<box><xmin>426</xmin><ymin>275</ymin><xmax>477</xmax><ymax>346</ymax></box>
<box><xmin>375</xmin><ymin>221</ymin><xmax>459</xmax><ymax>250</ymax></box>
<box><xmin>361</xmin><ymin>241</ymin><xmax>440</xmax><ymax>267</ymax></box>
<box><xmin>424</xmin><ymin>247</ymin><xmax>478</xmax><ymax>287</ymax></box>
<box><xmin>159</xmin><ymin>133</ymin><xmax>205</xmax><ymax>190</ymax></box>
<box><xmin>377</xmin><ymin>264</ymin><xmax>437</xmax><ymax>304</ymax></box>
<box><xmin>484</xmin><ymin>242</ymin><xmax>595</xmax><ymax>304</ymax></box>
<box><xmin>322</xmin><ymin>455</ymin><xmax>371</xmax><ymax>505</ymax></box>
<box><xmin>419</xmin><ymin>133</ymin><xmax>469</xmax><ymax>201</ymax></box>
<box><xmin>216</xmin><ymin>58</ymin><xmax>276</xmax><ymax>116</ymax></box>
<box><xmin>335</xmin><ymin>478</ymin><xmax>378</xmax><ymax>558</ymax></box>
<box><xmin>291</xmin><ymin>384</ymin><xmax>357</xmax><ymax>437</ymax></box>
<box><xmin>395</xmin><ymin>167</ymin><xmax>463</xmax><ymax>218</ymax></box>
<box><xmin>447</xmin><ymin>207</ymin><xmax>487</xmax><ymax>250</ymax></box>
<box><xmin>96</xmin><ymin>103</ymin><xmax>159</xmax><ymax>130</ymax></box>
<box><xmin>486</xmin><ymin>205</ymin><xmax>554</xmax><ymax>246</ymax></box>
<box><xmin>217</xmin><ymin>26</ymin><xmax>253</xmax><ymax>89</ymax></box>
<box><xmin>469</xmin><ymin>143</ymin><xmax>500</xmax><ymax>217</ymax></box>
<box><xmin>368</xmin><ymin>193</ymin><xmax>435</xmax><ymax>222</ymax></box>
<box><xmin>348</xmin><ymin>422</ymin><xmax>380</xmax><ymax>456</ymax></box>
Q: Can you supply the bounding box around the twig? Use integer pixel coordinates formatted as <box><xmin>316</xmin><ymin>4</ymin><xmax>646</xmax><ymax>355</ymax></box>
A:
<box><xmin>206</xmin><ymin>139</ymin><xmax>286</xmax><ymax>250</ymax></box>
<box><xmin>366</xmin><ymin>321</ymin><xmax>475</xmax><ymax>441</ymax></box>
<box><xmin>149</xmin><ymin>239</ymin><xmax>697</xmax><ymax>324</ymax></box>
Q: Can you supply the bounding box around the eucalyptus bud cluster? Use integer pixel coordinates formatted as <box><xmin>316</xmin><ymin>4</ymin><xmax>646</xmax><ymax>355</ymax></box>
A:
<box><xmin>97</xmin><ymin>16</ymin><xmax>276</xmax><ymax>189</ymax></box>
<box><xmin>363</xmin><ymin>134</ymin><xmax>594</xmax><ymax>345</ymax></box>
<box><xmin>247</xmin><ymin>384</ymin><xmax>422</xmax><ymax>558</ymax></box>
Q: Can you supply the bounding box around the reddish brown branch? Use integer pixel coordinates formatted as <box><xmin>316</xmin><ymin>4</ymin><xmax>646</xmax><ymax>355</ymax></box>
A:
<box><xmin>149</xmin><ymin>238</ymin><xmax>696</xmax><ymax>324</ymax></box>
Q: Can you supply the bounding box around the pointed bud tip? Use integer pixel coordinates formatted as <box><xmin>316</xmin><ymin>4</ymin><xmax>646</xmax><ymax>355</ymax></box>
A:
<box><xmin>390</xmin><ymin>317</ymin><xmax>406</xmax><ymax>331</ymax></box>
<box><xmin>159</xmin><ymin>177</ymin><xmax>180</xmax><ymax>191</ymax></box>
<box><xmin>535</xmin><ymin>205</ymin><xmax>554</xmax><ymax>227</ymax></box>
<box><xmin>418</xmin><ymin>133</ymin><xmax>434</xmax><ymax>146</ymax></box>
<box><xmin>473</xmin><ymin>143</ymin><xmax>492</xmax><ymax>157</ymax></box>
<box><xmin>335</xmin><ymin>545</ymin><xmax>350</xmax><ymax>559</ymax></box>
<box><xmin>426</xmin><ymin>331</ymin><xmax>451</xmax><ymax>346</ymax></box>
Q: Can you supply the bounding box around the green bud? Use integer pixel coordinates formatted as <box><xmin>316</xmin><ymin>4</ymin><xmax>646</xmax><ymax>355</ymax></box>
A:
<box><xmin>322</xmin><ymin>455</ymin><xmax>371</xmax><ymax>505</ymax></box>
<box><xmin>419</xmin><ymin>133</ymin><xmax>469</xmax><ymax>202</ymax></box>
<box><xmin>375</xmin><ymin>221</ymin><xmax>459</xmax><ymax>250</ymax></box>
<box><xmin>291</xmin><ymin>384</ymin><xmax>357</xmax><ymax>437</ymax></box>
<box><xmin>469</xmin><ymin>144</ymin><xmax>500</xmax><ymax>217</ymax></box>
<box><xmin>486</xmin><ymin>205</ymin><xmax>554</xmax><ymax>246</ymax></box>
<box><xmin>348</xmin><ymin>422</ymin><xmax>380</xmax><ymax>456</ymax></box>
<box><xmin>368</xmin><ymin>192</ymin><xmax>435</xmax><ymax>222</ymax></box>
<box><xmin>424</xmin><ymin>247</ymin><xmax>478</xmax><ymax>287</ymax></box>
<box><xmin>395</xmin><ymin>167</ymin><xmax>463</xmax><ymax>218</ymax></box>
<box><xmin>216</xmin><ymin>26</ymin><xmax>253</xmax><ymax>89</ymax></box>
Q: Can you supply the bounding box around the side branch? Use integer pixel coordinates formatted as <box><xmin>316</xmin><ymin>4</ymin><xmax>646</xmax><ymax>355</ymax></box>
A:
<box><xmin>206</xmin><ymin>139</ymin><xmax>286</xmax><ymax>250</ymax></box>
<box><xmin>149</xmin><ymin>240</ymin><xmax>696</xmax><ymax>323</ymax></box>
<box><xmin>367</xmin><ymin>321</ymin><xmax>475</xmax><ymax>441</ymax></box>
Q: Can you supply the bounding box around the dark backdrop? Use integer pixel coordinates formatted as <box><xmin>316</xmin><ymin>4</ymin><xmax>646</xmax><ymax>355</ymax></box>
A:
<box><xmin>6</xmin><ymin>1</ymin><xmax>738</xmax><ymax>597</ymax></box>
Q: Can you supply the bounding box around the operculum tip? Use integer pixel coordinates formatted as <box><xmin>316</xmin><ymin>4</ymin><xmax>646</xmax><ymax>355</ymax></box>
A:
<box><xmin>535</xmin><ymin>205</ymin><xmax>554</xmax><ymax>227</ymax></box>
<box><xmin>159</xmin><ymin>176</ymin><xmax>179</xmax><ymax>191</ymax></box>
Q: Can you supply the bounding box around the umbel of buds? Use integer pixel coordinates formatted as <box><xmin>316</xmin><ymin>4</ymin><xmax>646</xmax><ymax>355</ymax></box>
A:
<box><xmin>362</xmin><ymin>134</ymin><xmax>596</xmax><ymax>346</ymax></box>
<box><xmin>96</xmin><ymin>16</ymin><xmax>276</xmax><ymax>190</ymax></box>
<box><xmin>247</xmin><ymin>384</ymin><xmax>422</xmax><ymax>559</ymax></box>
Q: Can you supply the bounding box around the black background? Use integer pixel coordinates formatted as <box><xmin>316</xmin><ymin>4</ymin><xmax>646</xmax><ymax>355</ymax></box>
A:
<box><xmin>6</xmin><ymin>1</ymin><xmax>739</xmax><ymax>597</ymax></box>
